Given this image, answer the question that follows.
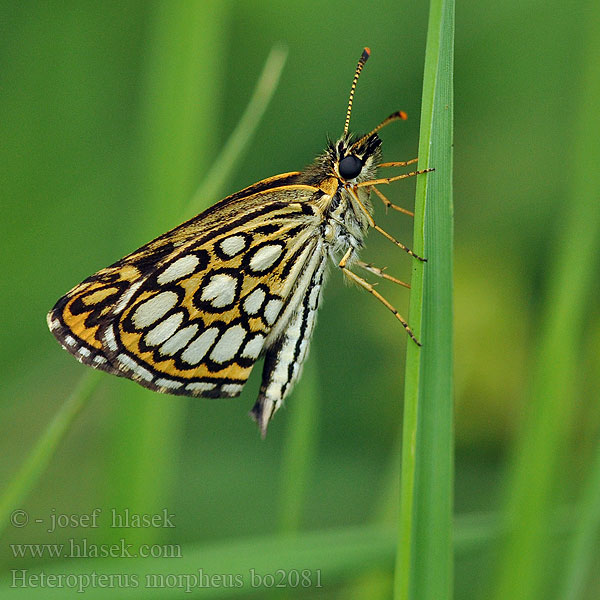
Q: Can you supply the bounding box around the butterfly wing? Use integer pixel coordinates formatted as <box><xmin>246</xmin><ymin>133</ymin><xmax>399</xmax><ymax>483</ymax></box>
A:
<box><xmin>48</xmin><ymin>178</ymin><xmax>326</xmax><ymax>398</ymax></box>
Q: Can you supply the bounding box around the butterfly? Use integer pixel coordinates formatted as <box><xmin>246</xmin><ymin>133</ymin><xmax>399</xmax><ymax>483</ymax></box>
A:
<box><xmin>47</xmin><ymin>48</ymin><xmax>432</xmax><ymax>437</ymax></box>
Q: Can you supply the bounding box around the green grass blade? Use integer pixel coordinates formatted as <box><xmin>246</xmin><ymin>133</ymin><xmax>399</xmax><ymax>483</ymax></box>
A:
<box><xmin>395</xmin><ymin>0</ymin><xmax>454</xmax><ymax>598</ymax></box>
<box><xmin>0</xmin><ymin>371</ymin><xmax>101</xmax><ymax>535</ymax></box>
<box><xmin>492</xmin><ymin>7</ymin><xmax>600</xmax><ymax>599</ymax></box>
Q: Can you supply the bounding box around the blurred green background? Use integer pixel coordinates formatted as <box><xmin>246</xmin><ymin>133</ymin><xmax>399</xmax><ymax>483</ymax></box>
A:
<box><xmin>1</xmin><ymin>1</ymin><xmax>599</xmax><ymax>598</ymax></box>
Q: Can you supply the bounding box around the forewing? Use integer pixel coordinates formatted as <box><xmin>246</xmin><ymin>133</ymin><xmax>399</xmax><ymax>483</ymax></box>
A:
<box><xmin>48</xmin><ymin>181</ymin><xmax>323</xmax><ymax>397</ymax></box>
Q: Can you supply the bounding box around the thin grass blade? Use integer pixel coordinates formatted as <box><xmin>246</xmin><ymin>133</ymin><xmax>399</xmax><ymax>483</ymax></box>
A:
<box><xmin>395</xmin><ymin>0</ymin><xmax>455</xmax><ymax>598</ymax></box>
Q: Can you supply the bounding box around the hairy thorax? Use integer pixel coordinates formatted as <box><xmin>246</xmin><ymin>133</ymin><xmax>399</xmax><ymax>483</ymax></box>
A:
<box><xmin>322</xmin><ymin>185</ymin><xmax>373</xmax><ymax>265</ymax></box>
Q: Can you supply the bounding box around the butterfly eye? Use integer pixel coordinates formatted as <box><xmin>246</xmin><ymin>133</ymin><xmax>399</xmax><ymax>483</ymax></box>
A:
<box><xmin>338</xmin><ymin>154</ymin><xmax>363</xmax><ymax>180</ymax></box>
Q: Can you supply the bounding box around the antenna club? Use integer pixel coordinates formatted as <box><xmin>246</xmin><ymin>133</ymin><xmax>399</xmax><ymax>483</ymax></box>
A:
<box><xmin>362</xmin><ymin>47</ymin><xmax>371</xmax><ymax>60</ymax></box>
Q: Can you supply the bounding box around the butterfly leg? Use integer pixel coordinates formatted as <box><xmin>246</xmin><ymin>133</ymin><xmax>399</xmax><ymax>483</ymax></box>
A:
<box><xmin>355</xmin><ymin>167</ymin><xmax>435</xmax><ymax>188</ymax></box>
<box><xmin>371</xmin><ymin>185</ymin><xmax>414</xmax><ymax>216</ymax></box>
<box><xmin>356</xmin><ymin>260</ymin><xmax>410</xmax><ymax>289</ymax></box>
<box><xmin>378</xmin><ymin>158</ymin><xmax>419</xmax><ymax>168</ymax></box>
<box><xmin>348</xmin><ymin>185</ymin><xmax>425</xmax><ymax>261</ymax></box>
<box><xmin>373</xmin><ymin>224</ymin><xmax>426</xmax><ymax>261</ymax></box>
<box><xmin>339</xmin><ymin>250</ymin><xmax>421</xmax><ymax>346</ymax></box>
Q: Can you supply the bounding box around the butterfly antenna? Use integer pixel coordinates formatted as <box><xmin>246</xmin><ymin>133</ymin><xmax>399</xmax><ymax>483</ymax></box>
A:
<box><xmin>344</xmin><ymin>47</ymin><xmax>371</xmax><ymax>135</ymax></box>
<box><xmin>368</xmin><ymin>111</ymin><xmax>407</xmax><ymax>136</ymax></box>
<box><xmin>352</xmin><ymin>111</ymin><xmax>408</xmax><ymax>148</ymax></box>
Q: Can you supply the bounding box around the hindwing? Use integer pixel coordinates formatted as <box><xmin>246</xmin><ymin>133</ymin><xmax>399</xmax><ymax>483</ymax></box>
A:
<box><xmin>48</xmin><ymin>179</ymin><xmax>325</xmax><ymax>397</ymax></box>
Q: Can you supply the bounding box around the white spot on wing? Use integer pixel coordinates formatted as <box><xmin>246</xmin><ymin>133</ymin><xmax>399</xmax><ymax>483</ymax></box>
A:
<box><xmin>210</xmin><ymin>324</ymin><xmax>246</xmax><ymax>363</ymax></box>
<box><xmin>93</xmin><ymin>355</ymin><xmax>107</xmax><ymax>365</ymax></box>
<box><xmin>186</xmin><ymin>381</ymin><xmax>216</xmax><ymax>392</ymax></box>
<box><xmin>104</xmin><ymin>324</ymin><xmax>118</xmax><ymax>351</ymax></box>
<box><xmin>241</xmin><ymin>333</ymin><xmax>265</xmax><ymax>359</ymax></box>
<box><xmin>64</xmin><ymin>335</ymin><xmax>77</xmax><ymax>347</ymax></box>
<box><xmin>218</xmin><ymin>235</ymin><xmax>247</xmax><ymax>257</ymax></box>
<box><xmin>47</xmin><ymin>315</ymin><xmax>60</xmax><ymax>331</ymax></box>
<box><xmin>242</xmin><ymin>288</ymin><xmax>266</xmax><ymax>315</ymax></box>
<box><xmin>159</xmin><ymin>324</ymin><xmax>199</xmax><ymax>356</ymax></box>
<box><xmin>249</xmin><ymin>244</ymin><xmax>284</xmax><ymax>272</ymax></box>
<box><xmin>144</xmin><ymin>312</ymin><xmax>184</xmax><ymax>346</ymax></box>
<box><xmin>155</xmin><ymin>378</ymin><xmax>184</xmax><ymax>390</ymax></box>
<box><xmin>113</xmin><ymin>281</ymin><xmax>143</xmax><ymax>315</ymax></box>
<box><xmin>78</xmin><ymin>346</ymin><xmax>91</xmax><ymax>357</ymax></box>
<box><xmin>181</xmin><ymin>328</ymin><xmax>219</xmax><ymax>365</ymax></box>
<box><xmin>157</xmin><ymin>255</ymin><xmax>200</xmax><ymax>284</ymax></box>
<box><xmin>221</xmin><ymin>383</ymin><xmax>244</xmax><ymax>395</ymax></box>
<box><xmin>117</xmin><ymin>353</ymin><xmax>153</xmax><ymax>382</ymax></box>
<box><xmin>200</xmin><ymin>273</ymin><xmax>237</xmax><ymax>308</ymax></box>
<box><xmin>132</xmin><ymin>291</ymin><xmax>178</xmax><ymax>329</ymax></box>
<box><xmin>263</xmin><ymin>298</ymin><xmax>283</xmax><ymax>325</ymax></box>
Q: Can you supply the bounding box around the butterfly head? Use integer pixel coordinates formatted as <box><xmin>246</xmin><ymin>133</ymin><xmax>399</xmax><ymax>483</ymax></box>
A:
<box><xmin>330</xmin><ymin>132</ymin><xmax>382</xmax><ymax>183</ymax></box>
<box><xmin>331</xmin><ymin>48</ymin><xmax>409</xmax><ymax>184</ymax></box>
<box><xmin>301</xmin><ymin>48</ymin><xmax>409</xmax><ymax>186</ymax></box>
